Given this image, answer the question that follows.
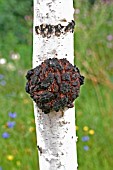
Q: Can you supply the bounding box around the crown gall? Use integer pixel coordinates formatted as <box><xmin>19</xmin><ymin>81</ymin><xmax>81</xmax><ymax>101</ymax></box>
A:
<box><xmin>25</xmin><ymin>58</ymin><xmax>84</xmax><ymax>114</ymax></box>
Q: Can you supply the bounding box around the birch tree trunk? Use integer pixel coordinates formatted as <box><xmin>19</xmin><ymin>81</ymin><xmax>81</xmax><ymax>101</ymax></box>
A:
<box><xmin>33</xmin><ymin>0</ymin><xmax>78</xmax><ymax>170</ymax></box>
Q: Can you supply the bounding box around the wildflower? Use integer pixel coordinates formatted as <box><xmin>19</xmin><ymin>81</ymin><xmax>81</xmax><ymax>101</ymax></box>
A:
<box><xmin>2</xmin><ymin>132</ymin><xmax>10</xmax><ymax>139</ymax></box>
<box><xmin>83</xmin><ymin>145</ymin><xmax>89</xmax><ymax>151</ymax></box>
<box><xmin>75</xmin><ymin>126</ymin><xmax>79</xmax><ymax>131</ymax></box>
<box><xmin>29</xmin><ymin>126</ymin><xmax>35</xmax><ymax>132</ymax></box>
<box><xmin>102</xmin><ymin>0</ymin><xmax>110</xmax><ymax>3</ymax></box>
<box><xmin>7</xmin><ymin>121</ymin><xmax>16</xmax><ymax>128</ymax></box>
<box><xmin>7</xmin><ymin>155</ymin><xmax>14</xmax><ymax>161</ymax></box>
<box><xmin>0</xmin><ymin>166</ymin><xmax>2</xmax><ymax>170</ymax></box>
<box><xmin>75</xmin><ymin>9</ymin><xmax>80</xmax><ymax>14</ymax></box>
<box><xmin>10</xmin><ymin>53</ymin><xmax>20</xmax><ymax>60</ymax></box>
<box><xmin>16</xmin><ymin>161</ymin><xmax>21</xmax><ymax>166</ymax></box>
<box><xmin>8</xmin><ymin>112</ymin><xmax>17</xmax><ymax>118</ymax></box>
<box><xmin>107</xmin><ymin>34</ymin><xmax>113</xmax><ymax>41</ymax></box>
<box><xmin>83</xmin><ymin>126</ymin><xmax>89</xmax><ymax>132</ymax></box>
<box><xmin>0</xmin><ymin>58</ymin><xmax>7</xmax><ymax>65</ymax></box>
<box><xmin>24</xmin><ymin>15</ymin><xmax>31</xmax><ymax>21</ymax></box>
<box><xmin>89</xmin><ymin>129</ymin><xmax>95</xmax><ymax>135</ymax></box>
<box><xmin>0</xmin><ymin>74</ymin><xmax>4</xmax><ymax>80</ymax></box>
<box><xmin>82</xmin><ymin>136</ymin><xmax>90</xmax><ymax>142</ymax></box>
<box><xmin>0</xmin><ymin>80</ymin><xmax>6</xmax><ymax>86</ymax></box>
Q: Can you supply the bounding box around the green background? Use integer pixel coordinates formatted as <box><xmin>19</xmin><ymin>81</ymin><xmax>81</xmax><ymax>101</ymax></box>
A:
<box><xmin>0</xmin><ymin>0</ymin><xmax>113</xmax><ymax>169</ymax></box>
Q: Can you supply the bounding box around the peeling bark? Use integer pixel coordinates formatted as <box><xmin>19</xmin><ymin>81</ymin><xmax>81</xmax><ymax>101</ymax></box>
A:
<box><xmin>33</xmin><ymin>0</ymin><xmax>78</xmax><ymax>169</ymax></box>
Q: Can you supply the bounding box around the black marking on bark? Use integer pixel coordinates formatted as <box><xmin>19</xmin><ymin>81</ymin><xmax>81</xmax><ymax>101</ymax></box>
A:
<box><xmin>35</xmin><ymin>20</ymin><xmax>75</xmax><ymax>38</ymax></box>
<box><xmin>37</xmin><ymin>145</ymin><xmax>43</xmax><ymax>155</ymax></box>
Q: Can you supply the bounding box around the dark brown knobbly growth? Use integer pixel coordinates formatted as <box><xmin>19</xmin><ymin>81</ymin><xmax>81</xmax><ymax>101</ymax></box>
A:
<box><xmin>25</xmin><ymin>58</ymin><xmax>84</xmax><ymax>114</ymax></box>
<box><xmin>35</xmin><ymin>20</ymin><xmax>75</xmax><ymax>38</ymax></box>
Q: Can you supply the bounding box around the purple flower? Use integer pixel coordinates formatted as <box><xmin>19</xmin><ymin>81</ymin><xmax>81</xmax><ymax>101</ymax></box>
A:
<box><xmin>24</xmin><ymin>15</ymin><xmax>31</xmax><ymax>21</ymax></box>
<box><xmin>0</xmin><ymin>74</ymin><xmax>4</xmax><ymax>80</ymax></box>
<box><xmin>2</xmin><ymin>132</ymin><xmax>10</xmax><ymax>139</ymax></box>
<box><xmin>102</xmin><ymin>0</ymin><xmax>111</xmax><ymax>4</ymax></box>
<box><xmin>0</xmin><ymin>167</ymin><xmax>2</xmax><ymax>170</ymax></box>
<box><xmin>0</xmin><ymin>80</ymin><xmax>6</xmax><ymax>86</ymax></box>
<box><xmin>107</xmin><ymin>34</ymin><xmax>113</xmax><ymax>41</ymax></box>
<box><xmin>7</xmin><ymin>121</ymin><xmax>16</xmax><ymax>128</ymax></box>
<box><xmin>83</xmin><ymin>145</ymin><xmax>89</xmax><ymax>151</ymax></box>
<box><xmin>8</xmin><ymin>112</ymin><xmax>17</xmax><ymax>118</ymax></box>
<box><xmin>82</xmin><ymin>136</ymin><xmax>90</xmax><ymax>142</ymax></box>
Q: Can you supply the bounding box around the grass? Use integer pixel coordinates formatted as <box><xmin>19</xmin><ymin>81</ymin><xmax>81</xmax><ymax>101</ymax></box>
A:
<box><xmin>75</xmin><ymin>1</ymin><xmax>113</xmax><ymax>170</ymax></box>
<box><xmin>0</xmin><ymin>1</ymin><xmax>113</xmax><ymax>170</ymax></box>
<box><xmin>0</xmin><ymin>63</ymin><xmax>38</xmax><ymax>169</ymax></box>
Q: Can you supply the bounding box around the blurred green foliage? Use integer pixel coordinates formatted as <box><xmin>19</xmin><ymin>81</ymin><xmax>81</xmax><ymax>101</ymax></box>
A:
<box><xmin>0</xmin><ymin>0</ymin><xmax>33</xmax><ymax>57</ymax></box>
<box><xmin>0</xmin><ymin>0</ymin><xmax>113</xmax><ymax>170</ymax></box>
<box><xmin>74</xmin><ymin>1</ymin><xmax>113</xmax><ymax>170</ymax></box>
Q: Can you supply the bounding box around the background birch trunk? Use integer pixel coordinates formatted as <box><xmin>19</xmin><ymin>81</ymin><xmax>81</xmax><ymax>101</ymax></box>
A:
<box><xmin>33</xmin><ymin>0</ymin><xmax>78</xmax><ymax>169</ymax></box>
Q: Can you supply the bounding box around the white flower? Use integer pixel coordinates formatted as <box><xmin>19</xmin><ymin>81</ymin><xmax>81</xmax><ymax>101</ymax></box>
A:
<box><xmin>0</xmin><ymin>58</ymin><xmax>7</xmax><ymax>65</ymax></box>
<box><xmin>75</xmin><ymin>9</ymin><xmax>80</xmax><ymax>15</ymax></box>
<box><xmin>10</xmin><ymin>53</ymin><xmax>20</xmax><ymax>60</ymax></box>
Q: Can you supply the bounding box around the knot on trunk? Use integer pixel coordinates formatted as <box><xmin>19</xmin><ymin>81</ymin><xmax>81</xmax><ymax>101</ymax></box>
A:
<box><xmin>25</xmin><ymin>58</ymin><xmax>84</xmax><ymax>114</ymax></box>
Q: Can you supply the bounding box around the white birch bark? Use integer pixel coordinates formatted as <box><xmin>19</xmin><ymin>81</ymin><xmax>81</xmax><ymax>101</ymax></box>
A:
<box><xmin>33</xmin><ymin>0</ymin><xmax>78</xmax><ymax>170</ymax></box>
